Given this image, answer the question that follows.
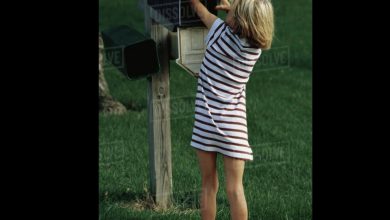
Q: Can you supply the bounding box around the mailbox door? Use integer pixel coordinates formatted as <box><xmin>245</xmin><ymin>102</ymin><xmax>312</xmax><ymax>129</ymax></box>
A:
<box><xmin>176</xmin><ymin>27</ymin><xmax>208</xmax><ymax>77</ymax></box>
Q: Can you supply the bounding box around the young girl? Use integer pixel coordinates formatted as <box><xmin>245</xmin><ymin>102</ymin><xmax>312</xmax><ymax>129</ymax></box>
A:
<box><xmin>190</xmin><ymin>0</ymin><xmax>274</xmax><ymax>219</ymax></box>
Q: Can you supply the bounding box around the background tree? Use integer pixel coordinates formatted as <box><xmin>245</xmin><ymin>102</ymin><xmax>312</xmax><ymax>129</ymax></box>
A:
<box><xmin>99</xmin><ymin>33</ymin><xmax>127</xmax><ymax>114</ymax></box>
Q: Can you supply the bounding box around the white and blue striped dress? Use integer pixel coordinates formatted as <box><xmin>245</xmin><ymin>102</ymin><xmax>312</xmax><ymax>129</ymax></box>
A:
<box><xmin>190</xmin><ymin>18</ymin><xmax>262</xmax><ymax>161</ymax></box>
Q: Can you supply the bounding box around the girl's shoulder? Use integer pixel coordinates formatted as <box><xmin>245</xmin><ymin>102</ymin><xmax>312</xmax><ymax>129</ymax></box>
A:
<box><xmin>224</xmin><ymin>26</ymin><xmax>260</xmax><ymax>50</ymax></box>
<box><xmin>205</xmin><ymin>18</ymin><xmax>226</xmax><ymax>45</ymax></box>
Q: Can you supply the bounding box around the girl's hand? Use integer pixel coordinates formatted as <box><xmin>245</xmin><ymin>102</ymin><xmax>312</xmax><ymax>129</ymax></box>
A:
<box><xmin>215</xmin><ymin>0</ymin><xmax>231</xmax><ymax>12</ymax></box>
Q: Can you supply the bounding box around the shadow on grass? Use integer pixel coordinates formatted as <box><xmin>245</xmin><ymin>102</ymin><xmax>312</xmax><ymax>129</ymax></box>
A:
<box><xmin>101</xmin><ymin>188</ymin><xmax>228</xmax><ymax>213</ymax></box>
<box><xmin>122</xmin><ymin>100</ymin><xmax>146</xmax><ymax>112</ymax></box>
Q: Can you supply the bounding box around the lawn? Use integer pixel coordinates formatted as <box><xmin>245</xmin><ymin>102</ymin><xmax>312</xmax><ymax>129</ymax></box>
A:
<box><xmin>99</xmin><ymin>0</ymin><xmax>312</xmax><ymax>219</ymax></box>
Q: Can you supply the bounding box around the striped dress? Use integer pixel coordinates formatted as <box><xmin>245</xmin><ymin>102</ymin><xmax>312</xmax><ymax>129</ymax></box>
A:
<box><xmin>190</xmin><ymin>18</ymin><xmax>262</xmax><ymax>161</ymax></box>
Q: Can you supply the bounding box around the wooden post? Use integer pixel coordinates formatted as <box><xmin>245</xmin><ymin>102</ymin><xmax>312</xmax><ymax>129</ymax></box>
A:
<box><xmin>144</xmin><ymin>1</ymin><xmax>173</xmax><ymax>209</ymax></box>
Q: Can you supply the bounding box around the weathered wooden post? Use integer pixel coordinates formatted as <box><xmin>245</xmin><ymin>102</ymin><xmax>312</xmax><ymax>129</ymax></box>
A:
<box><xmin>143</xmin><ymin>0</ymin><xmax>218</xmax><ymax>209</ymax></box>
<box><xmin>144</xmin><ymin>1</ymin><xmax>173</xmax><ymax>209</ymax></box>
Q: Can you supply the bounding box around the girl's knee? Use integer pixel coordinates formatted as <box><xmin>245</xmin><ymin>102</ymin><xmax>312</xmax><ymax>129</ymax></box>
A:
<box><xmin>226</xmin><ymin>183</ymin><xmax>244</xmax><ymax>200</ymax></box>
<box><xmin>202</xmin><ymin>174</ymin><xmax>219</xmax><ymax>193</ymax></box>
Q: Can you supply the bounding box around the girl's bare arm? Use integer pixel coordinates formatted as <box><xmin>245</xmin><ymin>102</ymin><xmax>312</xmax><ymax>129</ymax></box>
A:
<box><xmin>190</xmin><ymin>0</ymin><xmax>217</xmax><ymax>29</ymax></box>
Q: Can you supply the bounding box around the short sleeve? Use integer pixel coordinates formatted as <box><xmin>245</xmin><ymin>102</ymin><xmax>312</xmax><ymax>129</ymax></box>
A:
<box><xmin>205</xmin><ymin>18</ymin><xmax>225</xmax><ymax>45</ymax></box>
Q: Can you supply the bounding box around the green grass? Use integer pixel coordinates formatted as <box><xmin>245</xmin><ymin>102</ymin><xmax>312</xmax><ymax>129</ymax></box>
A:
<box><xmin>99</xmin><ymin>0</ymin><xmax>312</xmax><ymax>219</ymax></box>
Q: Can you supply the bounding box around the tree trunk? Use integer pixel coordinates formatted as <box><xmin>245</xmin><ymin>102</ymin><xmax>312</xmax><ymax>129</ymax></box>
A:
<box><xmin>99</xmin><ymin>33</ymin><xmax>127</xmax><ymax>115</ymax></box>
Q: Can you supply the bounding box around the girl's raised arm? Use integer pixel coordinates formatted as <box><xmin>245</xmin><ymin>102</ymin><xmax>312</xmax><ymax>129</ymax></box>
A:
<box><xmin>190</xmin><ymin>0</ymin><xmax>217</xmax><ymax>29</ymax></box>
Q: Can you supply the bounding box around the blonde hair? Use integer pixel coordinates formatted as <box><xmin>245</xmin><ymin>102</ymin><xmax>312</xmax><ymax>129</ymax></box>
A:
<box><xmin>232</xmin><ymin>0</ymin><xmax>274</xmax><ymax>50</ymax></box>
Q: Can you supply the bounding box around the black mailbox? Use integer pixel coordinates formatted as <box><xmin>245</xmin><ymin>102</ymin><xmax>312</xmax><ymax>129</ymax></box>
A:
<box><xmin>101</xmin><ymin>25</ymin><xmax>160</xmax><ymax>80</ymax></box>
<box><xmin>147</xmin><ymin>0</ymin><xmax>218</xmax><ymax>31</ymax></box>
